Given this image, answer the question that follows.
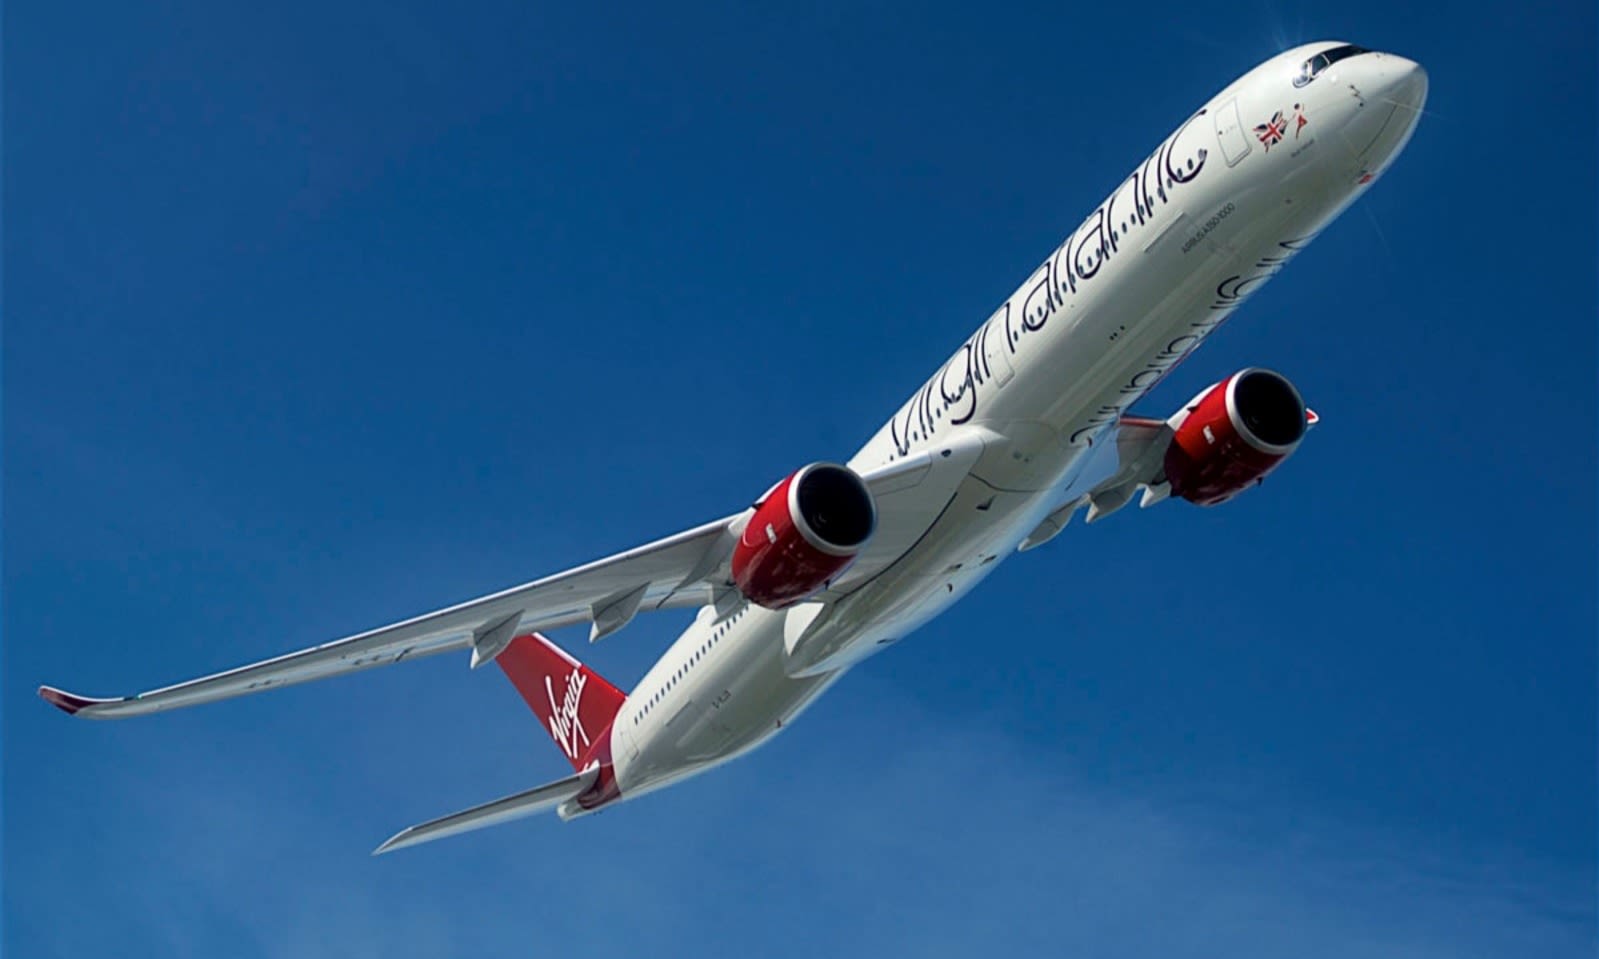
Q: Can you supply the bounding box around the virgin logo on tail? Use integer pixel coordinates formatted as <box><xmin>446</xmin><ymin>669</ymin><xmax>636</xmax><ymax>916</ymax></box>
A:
<box><xmin>546</xmin><ymin>669</ymin><xmax>590</xmax><ymax>760</ymax></box>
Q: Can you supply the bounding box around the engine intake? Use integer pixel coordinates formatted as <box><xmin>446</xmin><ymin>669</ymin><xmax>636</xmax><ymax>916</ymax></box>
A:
<box><xmin>1165</xmin><ymin>368</ymin><xmax>1308</xmax><ymax>506</ymax></box>
<box><xmin>732</xmin><ymin>463</ymin><xmax>876</xmax><ymax>609</ymax></box>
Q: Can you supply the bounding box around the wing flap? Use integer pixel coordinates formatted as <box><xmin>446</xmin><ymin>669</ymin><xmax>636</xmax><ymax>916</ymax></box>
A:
<box><xmin>372</xmin><ymin>765</ymin><xmax>599</xmax><ymax>855</ymax></box>
<box><xmin>1082</xmin><ymin>416</ymin><xmax>1175</xmax><ymax>523</ymax></box>
<box><xmin>1078</xmin><ymin>406</ymin><xmax>1317</xmax><ymax>523</ymax></box>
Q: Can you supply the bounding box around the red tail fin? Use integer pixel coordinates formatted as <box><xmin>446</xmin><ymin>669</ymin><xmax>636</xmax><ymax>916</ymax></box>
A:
<box><xmin>496</xmin><ymin>633</ymin><xmax>627</xmax><ymax>772</ymax></box>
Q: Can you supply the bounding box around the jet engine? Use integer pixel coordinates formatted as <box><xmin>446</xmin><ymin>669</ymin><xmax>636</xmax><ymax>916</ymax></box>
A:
<box><xmin>731</xmin><ymin>463</ymin><xmax>877</xmax><ymax>609</ymax></box>
<box><xmin>1164</xmin><ymin>368</ymin><xmax>1309</xmax><ymax>506</ymax></box>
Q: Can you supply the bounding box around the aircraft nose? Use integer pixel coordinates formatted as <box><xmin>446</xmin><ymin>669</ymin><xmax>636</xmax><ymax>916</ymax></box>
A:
<box><xmin>1338</xmin><ymin>52</ymin><xmax>1428</xmax><ymax>173</ymax></box>
<box><xmin>1376</xmin><ymin>55</ymin><xmax>1429</xmax><ymax>113</ymax></box>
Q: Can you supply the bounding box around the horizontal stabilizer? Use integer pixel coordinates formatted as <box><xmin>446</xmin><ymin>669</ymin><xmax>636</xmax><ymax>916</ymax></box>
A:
<box><xmin>373</xmin><ymin>764</ymin><xmax>599</xmax><ymax>856</ymax></box>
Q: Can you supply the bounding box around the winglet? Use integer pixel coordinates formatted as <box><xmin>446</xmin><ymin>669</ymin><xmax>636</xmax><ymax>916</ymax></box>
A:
<box><xmin>38</xmin><ymin>686</ymin><xmax>122</xmax><ymax>717</ymax></box>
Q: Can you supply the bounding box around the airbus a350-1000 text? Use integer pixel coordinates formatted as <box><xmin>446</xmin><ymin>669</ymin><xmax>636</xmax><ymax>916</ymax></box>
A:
<box><xmin>41</xmin><ymin>43</ymin><xmax>1427</xmax><ymax>854</ymax></box>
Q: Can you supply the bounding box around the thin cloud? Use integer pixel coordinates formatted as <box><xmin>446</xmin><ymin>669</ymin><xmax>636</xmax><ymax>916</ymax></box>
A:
<box><xmin>15</xmin><ymin>677</ymin><xmax>1586</xmax><ymax>959</ymax></box>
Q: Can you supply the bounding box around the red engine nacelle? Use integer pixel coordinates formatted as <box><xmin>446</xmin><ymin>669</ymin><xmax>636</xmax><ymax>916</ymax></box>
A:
<box><xmin>1165</xmin><ymin>368</ymin><xmax>1310</xmax><ymax>506</ymax></box>
<box><xmin>731</xmin><ymin>463</ymin><xmax>877</xmax><ymax>609</ymax></box>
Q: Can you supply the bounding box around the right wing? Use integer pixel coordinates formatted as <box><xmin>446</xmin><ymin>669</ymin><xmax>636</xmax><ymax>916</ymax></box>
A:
<box><xmin>39</xmin><ymin>437</ymin><xmax>987</xmax><ymax>721</ymax></box>
<box><xmin>39</xmin><ymin>513</ymin><xmax>742</xmax><ymax>719</ymax></box>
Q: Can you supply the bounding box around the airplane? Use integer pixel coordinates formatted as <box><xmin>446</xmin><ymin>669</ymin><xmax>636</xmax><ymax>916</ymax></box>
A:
<box><xmin>40</xmin><ymin>42</ymin><xmax>1427</xmax><ymax>855</ymax></box>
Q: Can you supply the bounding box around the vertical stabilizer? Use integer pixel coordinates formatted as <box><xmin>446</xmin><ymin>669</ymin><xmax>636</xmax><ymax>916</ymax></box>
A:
<box><xmin>496</xmin><ymin>633</ymin><xmax>627</xmax><ymax>772</ymax></box>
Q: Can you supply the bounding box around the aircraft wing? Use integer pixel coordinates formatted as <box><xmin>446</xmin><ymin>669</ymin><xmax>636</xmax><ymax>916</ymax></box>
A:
<box><xmin>1018</xmin><ymin>402</ymin><xmax>1322</xmax><ymax>550</ymax></box>
<box><xmin>1083</xmin><ymin>415</ymin><xmax>1178</xmax><ymax>520</ymax></box>
<box><xmin>38</xmin><ymin>513</ymin><xmax>741</xmax><ymax>720</ymax></box>
<box><xmin>372</xmin><ymin>765</ymin><xmax>599</xmax><ymax>856</ymax></box>
<box><xmin>1080</xmin><ymin>404</ymin><xmax>1320</xmax><ymax>522</ymax></box>
<box><xmin>39</xmin><ymin>446</ymin><xmax>977</xmax><ymax>720</ymax></box>
<box><xmin>1016</xmin><ymin>416</ymin><xmax>1174</xmax><ymax>550</ymax></box>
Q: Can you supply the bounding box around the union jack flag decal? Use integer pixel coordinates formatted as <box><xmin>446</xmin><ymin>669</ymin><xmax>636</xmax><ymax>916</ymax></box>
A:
<box><xmin>1255</xmin><ymin>111</ymin><xmax>1287</xmax><ymax>150</ymax></box>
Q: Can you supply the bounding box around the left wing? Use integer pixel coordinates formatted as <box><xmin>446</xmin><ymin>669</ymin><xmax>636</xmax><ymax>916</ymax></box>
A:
<box><xmin>1019</xmin><ymin>396</ymin><xmax>1321</xmax><ymax>550</ymax></box>
<box><xmin>1083</xmin><ymin>402</ymin><xmax>1321</xmax><ymax>522</ymax></box>
<box><xmin>1017</xmin><ymin>416</ymin><xmax>1173</xmax><ymax>551</ymax></box>
<box><xmin>1082</xmin><ymin>414</ymin><xmax>1179</xmax><ymax>521</ymax></box>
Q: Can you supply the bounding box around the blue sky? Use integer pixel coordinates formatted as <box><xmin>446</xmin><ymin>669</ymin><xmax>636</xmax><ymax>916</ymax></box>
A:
<box><xmin>6</xmin><ymin>1</ymin><xmax>1593</xmax><ymax>955</ymax></box>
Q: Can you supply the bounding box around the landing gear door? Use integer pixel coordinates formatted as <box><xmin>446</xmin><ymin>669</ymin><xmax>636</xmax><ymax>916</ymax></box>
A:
<box><xmin>1214</xmin><ymin>98</ymin><xmax>1251</xmax><ymax>167</ymax></box>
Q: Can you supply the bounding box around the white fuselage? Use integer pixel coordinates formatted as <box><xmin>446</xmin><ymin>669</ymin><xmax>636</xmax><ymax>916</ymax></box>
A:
<box><xmin>601</xmin><ymin>43</ymin><xmax>1426</xmax><ymax>808</ymax></box>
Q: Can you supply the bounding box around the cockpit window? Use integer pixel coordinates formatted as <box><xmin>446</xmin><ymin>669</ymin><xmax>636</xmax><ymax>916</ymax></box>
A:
<box><xmin>1293</xmin><ymin>44</ymin><xmax>1370</xmax><ymax>87</ymax></box>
